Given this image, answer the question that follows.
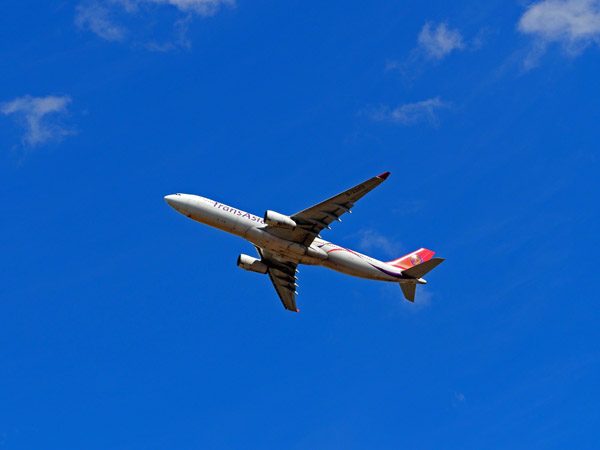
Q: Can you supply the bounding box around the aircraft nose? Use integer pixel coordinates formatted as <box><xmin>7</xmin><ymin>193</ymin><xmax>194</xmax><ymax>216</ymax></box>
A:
<box><xmin>164</xmin><ymin>194</ymin><xmax>186</xmax><ymax>211</ymax></box>
<box><xmin>164</xmin><ymin>194</ymin><xmax>177</xmax><ymax>207</ymax></box>
<box><xmin>165</xmin><ymin>193</ymin><xmax>193</xmax><ymax>216</ymax></box>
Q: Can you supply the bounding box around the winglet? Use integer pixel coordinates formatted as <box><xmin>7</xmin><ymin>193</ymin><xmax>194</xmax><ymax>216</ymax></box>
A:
<box><xmin>377</xmin><ymin>171</ymin><xmax>391</xmax><ymax>180</ymax></box>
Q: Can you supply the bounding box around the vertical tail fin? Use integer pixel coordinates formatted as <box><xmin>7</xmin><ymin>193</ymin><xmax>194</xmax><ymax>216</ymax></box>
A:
<box><xmin>387</xmin><ymin>248</ymin><xmax>435</xmax><ymax>270</ymax></box>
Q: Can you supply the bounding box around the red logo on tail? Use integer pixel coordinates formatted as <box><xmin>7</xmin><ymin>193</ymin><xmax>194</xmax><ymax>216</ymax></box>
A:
<box><xmin>410</xmin><ymin>254</ymin><xmax>423</xmax><ymax>266</ymax></box>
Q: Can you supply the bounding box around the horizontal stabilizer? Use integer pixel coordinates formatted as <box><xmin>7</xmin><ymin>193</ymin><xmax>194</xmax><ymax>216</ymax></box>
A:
<box><xmin>402</xmin><ymin>257</ymin><xmax>445</xmax><ymax>279</ymax></box>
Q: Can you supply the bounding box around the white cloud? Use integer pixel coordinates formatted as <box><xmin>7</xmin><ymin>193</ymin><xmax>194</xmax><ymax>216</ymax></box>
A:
<box><xmin>518</xmin><ymin>0</ymin><xmax>600</xmax><ymax>64</ymax></box>
<box><xmin>371</xmin><ymin>97</ymin><xmax>449</xmax><ymax>126</ymax></box>
<box><xmin>453</xmin><ymin>391</ymin><xmax>466</xmax><ymax>406</ymax></box>
<box><xmin>75</xmin><ymin>2</ymin><xmax>126</xmax><ymax>41</ymax></box>
<box><xmin>1</xmin><ymin>95</ymin><xmax>73</xmax><ymax>147</ymax></box>
<box><xmin>380</xmin><ymin>283</ymin><xmax>433</xmax><ymax>313</ymax></box>
<box><xmin>387</xmin><ymin>22</ymin><xmax>482</xmax><ymax>78</ymax></box>
<box><xmin>355</xmin><ymin>229</ymin><xmax>402</xmax><ymax>258</ymax></box>
<box><xmin>142</xmin><ymin>0</ymin><xmax>234</xmax><ymax>16</ymax></box>
<box><xmin>76</xmin><ymin>0</ymin><xmax>234</xmax><ymax>47</ymax></box>
<box><xmin>418</xmin><ymin>22</ymin><xmax>465</xmax><ymax>60</ymax></box>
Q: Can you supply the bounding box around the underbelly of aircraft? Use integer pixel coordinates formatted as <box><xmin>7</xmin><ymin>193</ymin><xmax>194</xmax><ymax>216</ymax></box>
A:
<box><xmin>321</xmin><ymin>249</ymin><xmax>400</xmax><ymax>281</ymax></box>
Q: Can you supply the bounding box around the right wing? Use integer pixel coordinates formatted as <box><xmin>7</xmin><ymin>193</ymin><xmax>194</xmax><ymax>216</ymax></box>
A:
<box><xmin>257</xmin><ymin>248</ymin><xmax>300</xmax><ymax>312</ymax></box>
<box><xmin>265</xmin><ymin>172</ymin><xmax>391</xmax><ymax>246</ymax></box>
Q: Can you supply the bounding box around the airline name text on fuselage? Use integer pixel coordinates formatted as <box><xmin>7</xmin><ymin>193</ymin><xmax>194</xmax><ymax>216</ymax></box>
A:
<box><xmin>213</xmin><ymin>201</ymin><xmax>265</xmax><ymax>224</ymax></box>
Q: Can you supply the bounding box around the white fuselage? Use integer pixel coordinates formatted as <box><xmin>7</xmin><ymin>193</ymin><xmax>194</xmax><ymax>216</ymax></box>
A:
<box><xmin>165</xmin><ymin>193</ymin><xmax>405</xmax><ymax>282</ymax></box>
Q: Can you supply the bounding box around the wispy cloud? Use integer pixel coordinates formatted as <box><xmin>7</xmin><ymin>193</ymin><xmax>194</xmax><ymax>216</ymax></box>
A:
<box><xmin>75</xmin><ymin>2</ymin><xmax>126</xmax><ymax>41</ymax></box>
<box><xmin>1</xmin><ymin>95</ymin><xmax>74</xmax><ymax>147</ymax></box>
<box><xmin>386</xmin><ymin>21</ymin><xmax>478</xmax><ymax>78</ymax></box>
<box><xmin>453</xmin><ymin>391</ymin><xmax>466</xmax><ymax>406</ymax></box>
<box><xmin>391</xmin><ymin>200</ymin><xmax>425</xmax><ymax>217</ymax></box>
<box><xmin>369</xmin><ymin>97</ymin><xmax>450</xmax><ymax>126</ymax></box>
<box><xmin>518</xmin><ymin>0</ymin><xmax>600</xmax><ymax>67</ymax></box>
<box><xmin>355</xmin><ymin>229</ymin><xmax>402</xmax><ymax>258</ymax></box>
<box><xmin>418</xmin><ymin>22</ymin><xmax>465</xmax><ymax>60</ymax></box>
<box><xmin>140</xmin><ymin>0</ymin><xmax>234</xmax><ymax>16</ymax></box>
<box><xmin>75</xmin><ymin>0</ymin><xmax>234</xmax><ymax>49</ymax></box>
<box><xmin>379</xmin><ymin>283</ymin><xmax>433</xmax><ymax>314</ymax></box>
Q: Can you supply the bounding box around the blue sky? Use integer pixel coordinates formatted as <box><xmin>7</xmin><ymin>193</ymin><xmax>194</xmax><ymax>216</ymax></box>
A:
<box><xmin>1</xmin><ymin>1</ymin><xmax>599</xmax><ymax>448</ymax></box>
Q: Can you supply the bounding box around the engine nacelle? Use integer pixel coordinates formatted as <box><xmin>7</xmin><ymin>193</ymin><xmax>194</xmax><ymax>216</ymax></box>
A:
<box><xmin>264</xmin><ymin>210</ymin><xmax>297</xmax><ymax>229</ymax></box>
<box><xmin>237</xmin><ymin>254</ymin><xmax>268</xmax><ymax>274</ymax></box>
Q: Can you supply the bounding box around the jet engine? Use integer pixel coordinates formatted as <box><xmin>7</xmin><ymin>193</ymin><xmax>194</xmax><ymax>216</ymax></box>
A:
<box><xmin>264</xmin><ymin>210</ymin><xmax>297</xmax><ymax>229</ymax></box>
<box><xmin>237</xmin><ymin>254</ymin><xmax>269</xmax><ymax>274</ymax></box>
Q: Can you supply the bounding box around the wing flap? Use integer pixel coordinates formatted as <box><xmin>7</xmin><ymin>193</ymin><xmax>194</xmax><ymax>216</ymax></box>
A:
<box><xmin>257</xmin><ymin>248</ymin><xmax>300</xmax><ymax>312</ymax></box>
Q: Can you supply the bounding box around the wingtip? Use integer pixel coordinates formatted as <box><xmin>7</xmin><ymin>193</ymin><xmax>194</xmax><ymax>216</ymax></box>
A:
<box><xmin>377</xmin><ymin>171</ymin><xmax>391</xmax><ymax>180</ymax></box>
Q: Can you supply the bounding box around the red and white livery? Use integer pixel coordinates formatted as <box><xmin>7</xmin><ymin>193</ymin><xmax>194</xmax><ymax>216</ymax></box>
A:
<box><xmin>165</xmin><ymin>172</ymin><xmax>444</xmax><ymax>312</ymax></box>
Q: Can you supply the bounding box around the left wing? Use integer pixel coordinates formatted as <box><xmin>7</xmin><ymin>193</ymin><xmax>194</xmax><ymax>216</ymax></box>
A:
<box><xmin>266</xmin><ymin>172</ymin><xmax>391</xmax><ymax>246</ymax></box>
<box><xmin>257</xmin><ymin>248</ymin><xmax>300</xmax><ymax>312</ymax></box>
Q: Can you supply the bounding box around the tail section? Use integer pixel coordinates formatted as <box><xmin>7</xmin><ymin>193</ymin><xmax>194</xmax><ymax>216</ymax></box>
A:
<box><xmin>387</xmin><ymin>248</ymin><xmax>435</xmax><ymax>270</ymax></box>
<box><xmin>397</xmin><ymin>254</ymin><xmax>445</xmax><ymax>303</ymax></box>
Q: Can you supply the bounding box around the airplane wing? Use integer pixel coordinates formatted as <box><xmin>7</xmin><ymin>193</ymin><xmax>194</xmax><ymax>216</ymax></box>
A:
<box><xmin>266</xmin><ymin>172</ymin><xmax>391</xmax><ymax>246</ymax></box>
<box><xmin>257</xmin><ymin>248</ymin><xmax>299</xmax><ymax>312</ymax></box>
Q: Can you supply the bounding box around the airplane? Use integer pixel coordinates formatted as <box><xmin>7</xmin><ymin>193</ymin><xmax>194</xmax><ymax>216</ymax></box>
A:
<box><xmin>164</xmin><ymin>172</ymin><xmax>444</xmax><ymax>312</ymax></box>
